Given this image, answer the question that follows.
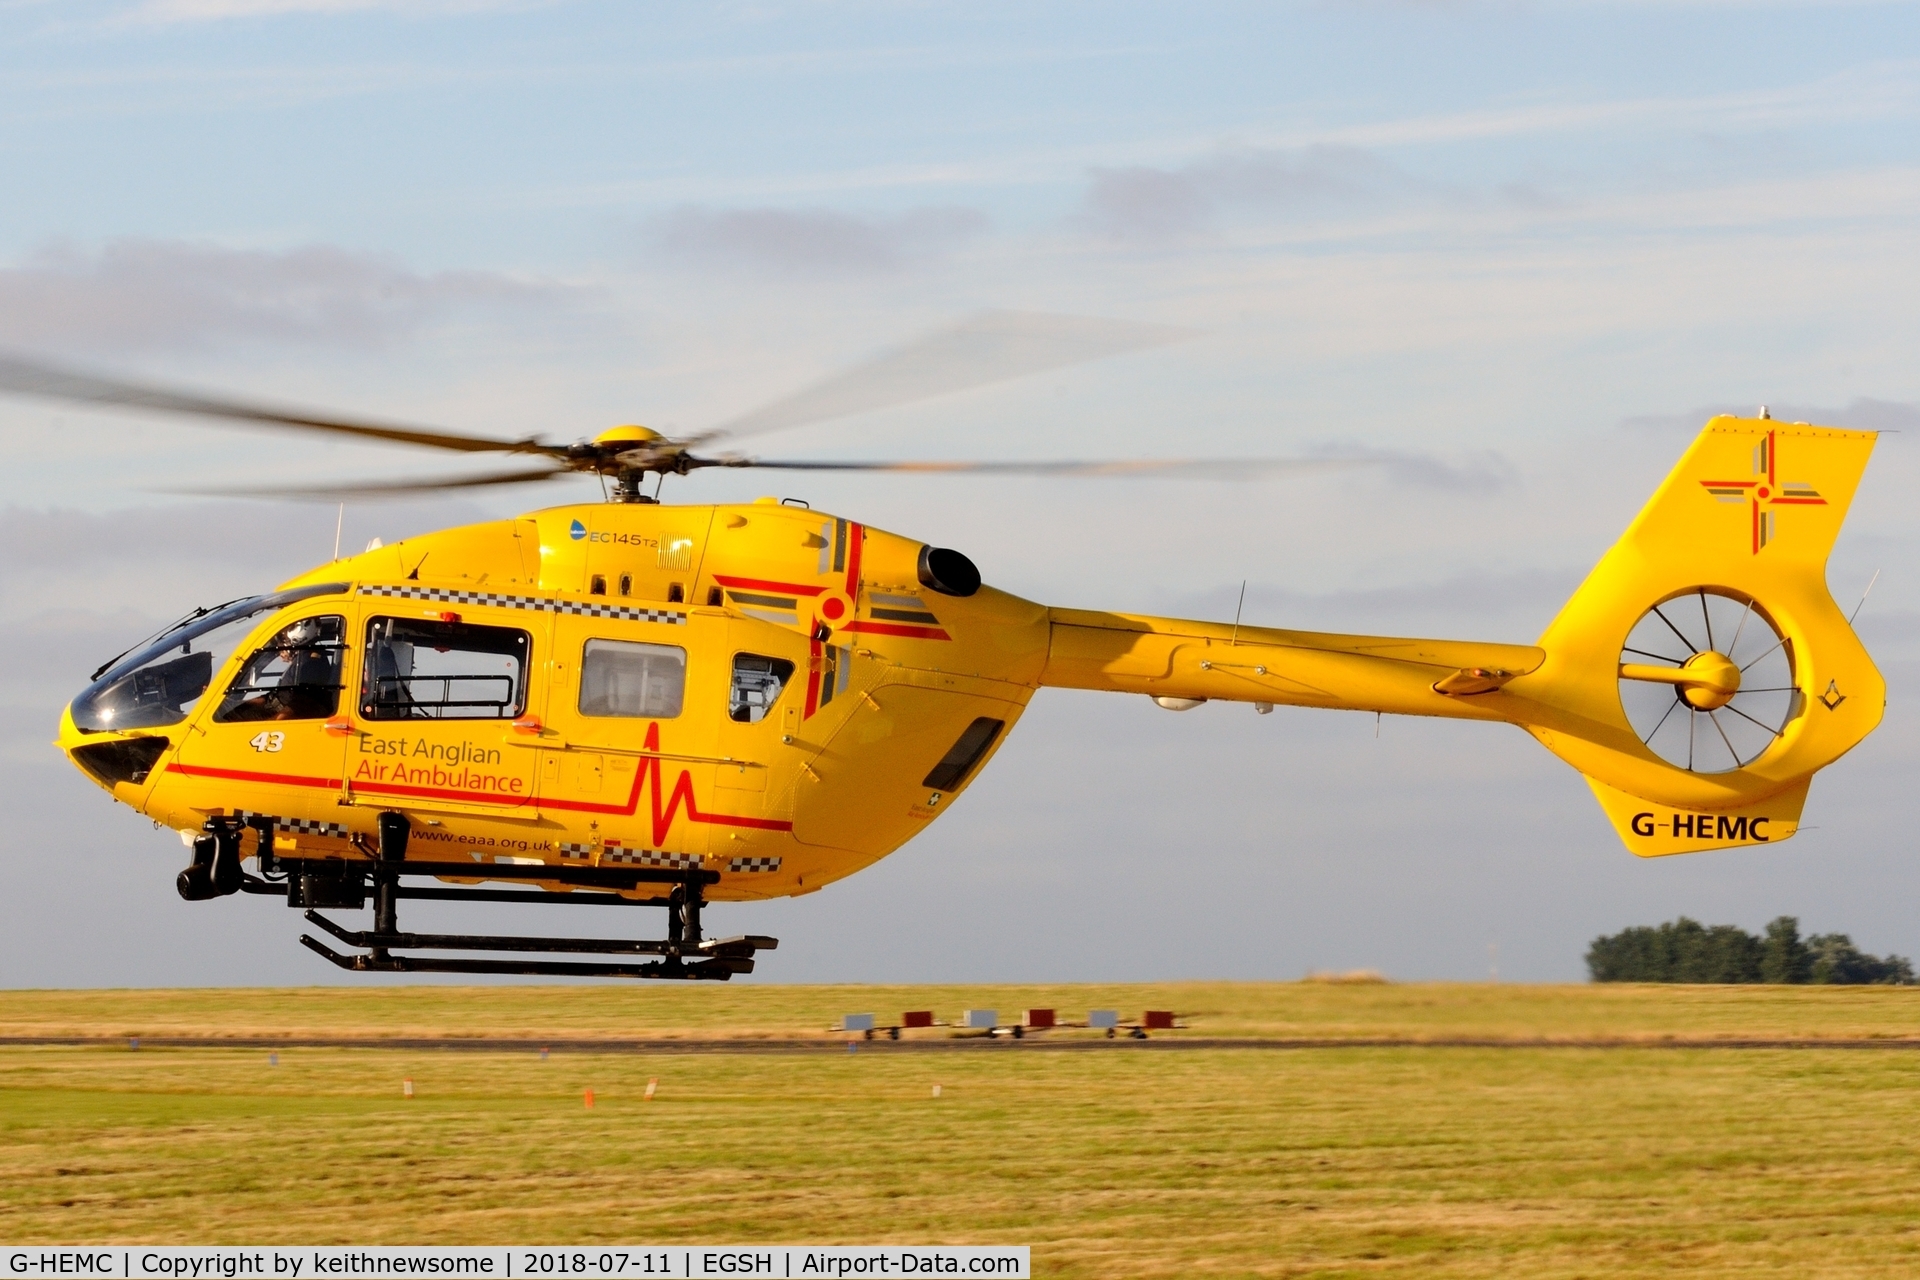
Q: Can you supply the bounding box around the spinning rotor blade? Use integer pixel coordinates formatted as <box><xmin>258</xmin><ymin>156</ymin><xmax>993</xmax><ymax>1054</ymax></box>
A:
<box><xmin>166</xmin><ymin>465</ymin><xmax>576</xmax><ymax>501</ymax></box>
<box><xmin>697</xmin><ymin>310</ymin><xmax>1195</xmax><ymax>445</ymax></box>
<box><xmin>715</xmin><ymin>456</ymin><xmax>1366</xmax><ymax>478</ymax></box>
<box><xmin>0</xmin><ymin>353</ymin><xmax>562</xmax><ymax>457</ymax></box>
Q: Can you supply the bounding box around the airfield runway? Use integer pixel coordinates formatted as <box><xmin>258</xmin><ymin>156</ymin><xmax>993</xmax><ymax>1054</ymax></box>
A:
<box><xmin>5</xmin><ymin>1033</ymin><xmax>1920</xmax><ymax>1052</ymax></box>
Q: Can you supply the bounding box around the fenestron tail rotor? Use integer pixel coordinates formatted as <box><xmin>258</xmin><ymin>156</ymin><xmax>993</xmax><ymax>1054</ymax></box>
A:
<box><xmin>1617</xmin><ymin>588</ymin><xmax>1799</xmax><ymax>774</ymax></box>
<box><xmin>0</xmin><ymin>311</ymin><xmax>1349</xmax><ymax>502</ymax></box>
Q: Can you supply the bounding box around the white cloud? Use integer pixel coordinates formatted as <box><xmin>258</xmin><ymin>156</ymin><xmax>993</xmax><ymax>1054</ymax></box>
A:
<box><xmin>119</xmin><ymin>0</ymin><xmax>534</xmax><ymax>22</ymax></box>
<box><xmin>648</xmin><ymin>205</ymin><xmax>990</xmax><ymax>275</ymax></box>
<box><xmin>1622</xmin><ymin>398</ymin><xmax>1920</xmax><ymax>433</ymax></box>
<box><xmin>1078</xmin><ymin>146</ymin><xmax>1432</xmax><ymax>242</ymax></box>
<box><xmin>0</xmin><ymin>239</ymin><xmax>592</xmax><ymax>358</ymax></box>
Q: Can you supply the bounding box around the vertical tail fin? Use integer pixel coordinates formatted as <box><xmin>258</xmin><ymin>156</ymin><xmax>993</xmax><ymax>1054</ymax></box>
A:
<box><xmin>1512</xmin><ymin>417</ymin><xmax>1882</xmax><ymax>854</ymax></box>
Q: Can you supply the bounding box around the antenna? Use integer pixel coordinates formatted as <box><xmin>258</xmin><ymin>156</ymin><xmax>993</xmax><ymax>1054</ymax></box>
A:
<box><xmin>1229</xmin><ymin>580</ymin><xmax>1246</xmax><ymax>647</ymax></box>
<box><xmin>332</xmin><ymin>503</ymin><xmax>344</xmax><ymax>561</ymax></box>
<box><xmin>1849</xmin><ymin>568</ymin><xmax>1882</xmax><ymax>626</ymax></box>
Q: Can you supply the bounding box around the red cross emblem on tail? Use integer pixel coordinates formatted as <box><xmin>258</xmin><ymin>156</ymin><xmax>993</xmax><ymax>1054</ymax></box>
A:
<box><xmin>1699</xmin><ymin>429</ymin><xmax>1826</xmax><ymax>553</ymax></box>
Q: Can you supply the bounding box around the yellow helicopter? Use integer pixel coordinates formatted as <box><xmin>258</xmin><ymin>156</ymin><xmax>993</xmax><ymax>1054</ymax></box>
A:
<box><xmin>5</xmin><ymin>317</ymin><xmax>1886</xmax><ymax>980</ymax></box>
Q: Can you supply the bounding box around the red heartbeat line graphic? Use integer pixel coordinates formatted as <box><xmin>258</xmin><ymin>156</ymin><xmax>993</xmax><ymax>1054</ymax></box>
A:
<box><xmin>497</xmin><ymin>722</ymin><xmax>792</xmax><ymax>844</ymax></box>
<box><xmin>172</xmin><ymin>721</ymin><xmax>792</xmax><ymax>849</ymax></box>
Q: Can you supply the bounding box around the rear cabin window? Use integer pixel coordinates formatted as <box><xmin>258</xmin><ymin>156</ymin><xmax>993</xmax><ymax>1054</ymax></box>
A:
<box><xmin>729</xmin><ymin>653</ymin><xmax>795</xmax><ymax>723</ymax></box>
<box><xmin>361</xmin><ymin>617</ymin><xmax>529</xmax><ymax>720</ymax></box>
<box><xmin>214</xmin><ymin>615</ymin><xmax>347</xmax><ymax>723</ymax></box>
<box><xmin>922</xmin><ymin>717</ymin><xmax>1006</xmax><ymax>791</ymax></box>
<box><xmin>579</xmin><ymin>640</ymin><xmax>685</xmax><ymax>718</ymax></box>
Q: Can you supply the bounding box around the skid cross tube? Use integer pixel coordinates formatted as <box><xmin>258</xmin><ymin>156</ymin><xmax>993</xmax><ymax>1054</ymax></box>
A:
<box><xmin>393</xmin><ymin>886</ymin><xmax>666</xmax><ymax>906</ymax></box>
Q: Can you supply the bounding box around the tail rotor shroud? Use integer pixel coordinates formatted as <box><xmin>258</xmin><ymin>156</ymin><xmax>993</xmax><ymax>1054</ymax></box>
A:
<box><xmin>1618</xmin><ymin>588</ymin><xmax>1800</xmax><ymax>775</ymax></box>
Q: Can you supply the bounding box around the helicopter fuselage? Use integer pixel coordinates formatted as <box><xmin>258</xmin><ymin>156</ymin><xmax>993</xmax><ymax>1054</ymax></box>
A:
<box><xmin>58</xmin><ymin>419</ymin><xmax>1888</xmax><ymax>929</ymax></box>
<box><xmin>59</xmin><ymin>497</ymin><xmax>1052</xmax><ymax>901</ymax></box>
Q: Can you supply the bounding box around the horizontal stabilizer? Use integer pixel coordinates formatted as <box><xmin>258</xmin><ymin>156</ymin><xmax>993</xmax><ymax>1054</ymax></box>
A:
<box><xmin>1431</xmin><ymin>666</ymin><xmax>1523</xmax><ymax>696</ymax></box>
<box><xmin>1586</xmin><ymin>774</ymin><xmax>1810</xmax><ymax>857</ymax></box>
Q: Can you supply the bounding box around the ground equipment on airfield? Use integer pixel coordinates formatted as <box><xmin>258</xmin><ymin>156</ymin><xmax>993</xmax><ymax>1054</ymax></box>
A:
<box><xmin>5</xmin><ymin>317</ymin><xmax>1885</xmax><ymax>979</ymax></box>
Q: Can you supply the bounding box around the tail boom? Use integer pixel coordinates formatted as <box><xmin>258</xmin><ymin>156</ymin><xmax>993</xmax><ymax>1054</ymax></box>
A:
<box><xmin>1041</xmin><ymin>608</ymin><xmax>1543</xmax><ymax>721</ymax></box>
<box><xmin>1037</xmin><ymin>417</ymin><xmax>1883</xmax><ymax>857</ymax></box>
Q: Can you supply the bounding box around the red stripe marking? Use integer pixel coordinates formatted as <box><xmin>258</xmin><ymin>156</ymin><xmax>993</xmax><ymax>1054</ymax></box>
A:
<box><xmin>845</xmin><ymin>523</ymin><xmax>863</xmax><ymax>598</ymax></box>
<box><xmin>843</xmin><ymin>620</ymin><xmax>952</xmax><ymax>641</ymax></box>
<box><xmin>714</xmin><ymin>574</ymin><xmax>825</xmax><ymax>597</ymax></box>
<box><xmin>1767</xmin><ymin>429</ymin><xmax>1776</xmax><ymax>486</ymax></box>
<box><xmin>804</xmin><ymin>633</ymin><xmax>822</xmax><ymax>718</ymax></box>
<box><xmin>352</xmin><ymin>781</ymin><xmax>532</xmax><ymax>807</ymax></box>
<box><xmin>1701</xmin><ymin>480</ymin><xmax>1756</xmax><ymax>488</ymax></box>
<box><xmin>166</xmin><ymin>733</ymin><xmax>792</xmax><ymax>839</ymax></box>
<box><xmin>166</xmin><ymin>762</ymin><xmax>339</xmax><ymax>789</ymax></box>
<box><xmin>1770</xmin><ymin>497</ymin><xmax>1827</xmax><ymax>505</ymax></box>
<box><xmin>1751</xmin><ymin>498</ymin><xmax>1760</xmax><ymax>554</ymax></box>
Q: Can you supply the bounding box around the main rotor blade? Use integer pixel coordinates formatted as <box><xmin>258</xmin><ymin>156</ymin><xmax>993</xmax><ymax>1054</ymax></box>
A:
<box><xmin>709</xmin><ymin>456</ymin><xmax>1366</xmax><ymax>478</ymax></box>
<box><xmin>697</xmin><ymin>311</ymin><xmax>1195</xmax><ymax>445</ymax></box>
<box><xmin>164</xmin><ymin>464</ymin><xmax>575</xmax><ymax>501</ymax></box>
<box><xmin>0</xmin><ymin>352</ymin><xmax>565</xmax><ymax>458</ymax></box>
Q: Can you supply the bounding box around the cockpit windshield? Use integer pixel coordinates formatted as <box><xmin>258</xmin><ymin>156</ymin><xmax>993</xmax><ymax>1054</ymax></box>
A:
<box><xmin>69</xmin><ymin>583</ymin><xmax>349</xmax><ymax>733</ymax></box>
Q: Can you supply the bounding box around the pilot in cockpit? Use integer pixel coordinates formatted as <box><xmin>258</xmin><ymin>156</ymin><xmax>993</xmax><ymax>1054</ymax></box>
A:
<box><xmin>216</xmin><ymin>616</ymin><xmax>346</xmax><ymax>723</ymax></box>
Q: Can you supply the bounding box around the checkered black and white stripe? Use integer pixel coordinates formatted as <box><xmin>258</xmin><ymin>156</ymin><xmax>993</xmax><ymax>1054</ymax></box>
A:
<box><xmin>360</xmin><ymin>584</ymin><xmax>547</xmax><ymax>610</ymax></box>
<box><xmin>552</xmin><ymin>600</ymin><xmax>685</xmax><ymax>624</ymax></box>
<box><xmin>604</xmin><ymin>848</ymin><xmax>702</xmax><ymax>871</ymax></box>
<box><xmin>358</xmin><ymin>584</ymin><xmax>685</xmax><ymax>625</ymax></box>
<box><xmin>727</xmin><ymin>857</ymin><xmax>783</xmax><ymax>873</ymax></box>
<box><xmin>233</xmin><ymin>811</ymin><xmax>353</xmax><ymax>841</ymax></box>
<box><xmin>557</xmin><ymin>842</ymin><xmax>593</xmax><ymax>861</ymax></box>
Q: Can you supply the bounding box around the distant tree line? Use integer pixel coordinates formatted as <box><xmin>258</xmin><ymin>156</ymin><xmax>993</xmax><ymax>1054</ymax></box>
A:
<box><xmin>1587</xmin><ymin>916</ymin><xmax>1915</xmax><ymax>984</ymax></box>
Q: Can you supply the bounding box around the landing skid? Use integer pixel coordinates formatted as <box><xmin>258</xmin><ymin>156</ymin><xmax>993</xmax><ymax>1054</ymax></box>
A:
<box><xmin>191</xmin><ymin>812</ymin><xmax>777</xmax><ymax>981</ymax></box>
<box><xmin>300</xmin><ymin>908</ymin><xmax>772</xmax><ymax>980</ymax></box>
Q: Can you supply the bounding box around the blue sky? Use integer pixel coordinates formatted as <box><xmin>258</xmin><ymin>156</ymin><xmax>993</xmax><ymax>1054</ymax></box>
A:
<box><xmin>4</xmin><ymin>0</ymin><xmax>1920</xmax><ymax>986</ymax></box>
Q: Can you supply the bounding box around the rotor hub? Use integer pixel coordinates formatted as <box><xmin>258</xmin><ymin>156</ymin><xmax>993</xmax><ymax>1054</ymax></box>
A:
<box><xmin>1678</xmin><ymin>650</ymin><xmax>1741</xmax><ymax>710</ymax></box>
<box><xmin>593</xmin><ymin>424</ymin><xmax>663</xmax><ymax>447</ymax></box>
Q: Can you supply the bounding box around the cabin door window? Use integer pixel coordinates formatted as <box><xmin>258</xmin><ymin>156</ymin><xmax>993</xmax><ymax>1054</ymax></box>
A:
<box><xmin>729</xmin><ymin>653</ymin><xmax>795</xmax><ymax>724</ymax></box>
<box><xmin>578</xmin><ymin>640</ymin><xmax>686</xmax><ymax>719</ymax></box>
<box><xmin>347</xmin><ymin>614</ymin><xmax>539</xmax><ymax>813</ymax></box>
<box><xmin>361</xmin><ymin>617</ymin><xmax>529</xmax><ymax>720</ymax></box>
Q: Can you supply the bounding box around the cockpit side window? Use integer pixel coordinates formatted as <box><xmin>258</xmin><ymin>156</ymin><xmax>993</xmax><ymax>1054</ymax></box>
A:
<box><xmin>729</xmin><ymin>653</ymin><xmax>795</xmax><ymax>723</ymax></box>
<box><xmin>68</xmin><ymin>583</ymin><xmax>348</xmax><ymax>733</ymax></box>
<box><xmin>361</xmin><ymin>616</ymin><xmax>530</xmax><ymax>720</ymax></box>
<box><xmin>214</xmin><ymin>616</ymin><xmax>347</xmax><ymax>723</ymax></box>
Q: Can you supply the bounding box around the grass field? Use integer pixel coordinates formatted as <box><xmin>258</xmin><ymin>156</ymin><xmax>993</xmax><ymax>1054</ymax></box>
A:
<box><xmin>4</xmin><ymin>984</ymin><xmax>1920</xmax><ymax>1277</ymax></box>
